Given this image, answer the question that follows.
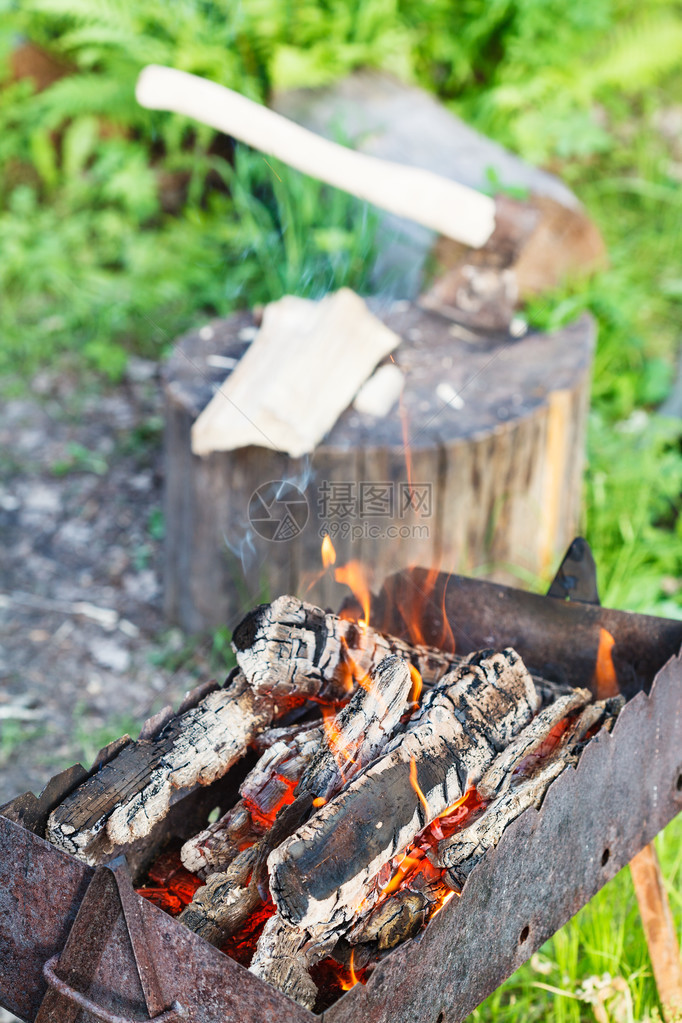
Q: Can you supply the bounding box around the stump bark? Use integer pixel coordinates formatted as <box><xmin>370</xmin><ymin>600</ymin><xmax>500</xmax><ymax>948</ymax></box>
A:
<box><xmin>163</xmin><ymin>306</ymin><xmax>594</xmax><ymax>632</ymax></box>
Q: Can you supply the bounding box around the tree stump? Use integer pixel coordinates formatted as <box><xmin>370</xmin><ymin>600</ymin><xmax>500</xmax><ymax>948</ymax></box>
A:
<box><xmin>162</xmin><ymin>305</ymin><xmax>594</xmax><ymax>632</ymax></box>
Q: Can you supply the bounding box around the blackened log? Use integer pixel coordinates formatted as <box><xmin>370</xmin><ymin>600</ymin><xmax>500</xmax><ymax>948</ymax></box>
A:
<box><xmin>233</xmin><ymin>595</ymin><xmax>453</xmax><ymax>702</ymax></box>
<box><xmin>268</xmin><ymin>649</ymin><xmax>539</xmax><ymax>937</ymax></box>
<box><xmin>249</xmin><ymin>913</ymin><xmax>335</xmax><ymax>1011</ymax></box>
<box><xmin>182</xmin><ymin>656</ymin><xmax>411</xmax><ymax>878</ymax></box>
<box><xmin>47</xmin><ymin>673</ymin><xmax>274</xmax><ymax>863</ymax></box>
<box><xmin>181</xmin><ymin>798</ymin><xmax>259</xmax><ymax>878</ymax></box>
<box><xmin>477</xmin><ymin>687</ymin><xmax>591</xmax><ymax>799</ymax></box>
<box><xmin>181</xmin><ymin>654</ymin><xmax>412</xmax><ymax>936</ymax></box>
<box><xmin>437</xmin><ymin>695</ymin><xmax>625</xmax><ymax>888</ymax></box>
<box><xmin>348</xmin><ymin>888</ymin><xmax>435</xmax><ymax>951</ymax></box>
<box><xmin>440</xmin><ymin>757</ymin><xmax>569</xmax><ymax>889</ymax></box>
<box><xmin>299</xmin><ymin>656</ymin><xmax>412</xmax><ymax>800</ymax></box>
<box><xmin>178</xmin><ymin>845</ymin><xmax>259</xmax><ymax>945</ymax></box>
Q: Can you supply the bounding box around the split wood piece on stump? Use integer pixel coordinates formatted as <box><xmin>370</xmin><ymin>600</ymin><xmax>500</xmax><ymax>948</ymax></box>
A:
<box><xmin>178</xmin><ymin>845</ymin><xmax>260</xmax><ymax>946</ymax></box>
<box><xmin>477</xmin><ymin>687</ymin><xmax>592</xmax><ymax>799</ymax></box>
<box><xmin>436</xmin><ymin>697</ymin><xmax>624</xmax><ymax>889</ymax></box>
<box><xmin>233</xmin><ymin>595</ymin><xmax>455</xmax><ymax>702</ymax></box>
<box><xmin>47</xmin><ymin>673</ymin><xmax>274</xmax><ymax>864</ymax></box>
<box><xmin>250</xmin><ymin>912</ymin><xmax>335</xmax><ymax>1011</ymax></box>
<box><xmin>191</xmin><ymin>290</ymin><xmax>401</xmax><ymax>458</ymax></box>
<box><xmin>163</xmin><ymin>306</ymin><xmax>594</xmax><ymax>634</ymax></box>
<box><xmin>268</xmin><ymin>649</ymin><xmax>539</xmax><ymax>939</ymax></box>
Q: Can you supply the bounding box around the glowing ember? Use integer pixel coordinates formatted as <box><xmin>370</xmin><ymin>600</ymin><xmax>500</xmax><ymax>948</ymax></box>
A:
<box><xmin>311</xmin><ymin>956</ymin><xmax>368</xmax><ymax>1011</ymax></box>
<box><xmin>136</xmin><ymin>849</ymin><xmax>204</xmax><ymax>917</ymax></box>
<box><xmin>222</xmin><ymin>899</ymin><xmax>277</xmax><ymax>967</ymax></box>
<box><xmin>243</xmin><ymin>773</ymin><xmax>299</xmax><ymax>829</ymax></box>
<box><xmin>335</xmin><ymin>560</ymin><xmax>372</xmax><ymax>625</ymax></box>
<box><xmin>594</xmin><ymin>626</ymin><xmax>619</xmax><ymax>699</ymax></box>
<box><xmin>321</xmin><ymin>534</ymin><xmax>337</xmax><ymax>568</ymax></box>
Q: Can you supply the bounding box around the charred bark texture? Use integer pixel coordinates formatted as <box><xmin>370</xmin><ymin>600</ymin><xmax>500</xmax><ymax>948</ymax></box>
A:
<box><xmin>178</xmin><ymin>845</ymin><xmax>259</xmax><ymax>945</ymax></box>
<box><xmin>233</xmin><ymin>595</ymin><xmax>453</xmax><ymax>702</ymax></box>
<box><xmin>249</xmin><ymin>914</ymin><xmax>328</xmax><ymax>1011</ymax></box>
<box><xmin>181</xmin><ymin>657</ymin><xmax>412</xmax><ymax>934</ymax></box>
<box><xmin>47</xmin><ymin>674</ymin><xmax>274</xmax><ymax>863</ymax></box>
<box><xmin>477</xmin><ymin>687</ymin><xmax>591</xmax><ymax>799</ymax></box>
<box><xmin>437</xmin><ymin>696</ymin><xmax>624</xmax><ymax>888</ymax></box>
<box><xmin>299</xmin><ymin>656</ymin><xmax>412</xmax><ymax>800</ymax></box>
<box><xmin>268</xmin><ymin>649</ymin><xmax>539</xmax><ymax>937</ymax></box>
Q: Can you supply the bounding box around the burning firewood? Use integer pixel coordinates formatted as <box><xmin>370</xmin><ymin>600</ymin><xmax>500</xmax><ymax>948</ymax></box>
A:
<box><xmin>436</xmin><ymin>697</ymin><xmax>624</xmax><ymax>889</ymax></box>
<box><xmin>182</xmin><ymin>656</ymin><xmax>411</xmax><ymax>878</ymax></box>
<box><xmin>250</xmin><ymin>912</ymin><xmax>333</xmax><ymax>1011</ymax></box>
<box><xmin>299</xmin><ymin>655</ymin><xmax>413</xmax><ymax>800</ymax></box>
<box><xmin>47</xmin><ymin>672</ymin><xmax>275</xmax><ymax>862</ymax></box>
<box><xmin>268</xmin><ymin>649</ymin><xmax>540</xmax><ymax>941</ymax></box>
<box><xmin>179</xmin><ymin>657</ymin><xmax>413</xmax><ymax>944</ymax></box>
<box><xmin>348</xmin><ymin>879</ymin><xmax>446</xmax><ymax>951</ymax></box>
<box><xmin>477</xmin><ymin>687</ymin><xmax>592</xmax><ymax>799</ymax></box>
<box><xmin>233</xmin><ymin>594</ymin><xmax>572</xmax><ymax>707</ymax></box>
<box><xmin>232</xmin><ymin>595</ymin><xmax>453</xmax><ymax>702</ymax></box>
<box><xmin>178</xmin><ymin>845</ymin><xmax>260</xmax><ymax>945</ymax></box>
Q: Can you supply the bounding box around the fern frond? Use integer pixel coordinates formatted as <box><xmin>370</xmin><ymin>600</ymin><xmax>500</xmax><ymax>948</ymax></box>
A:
<box><xmin>584</xmin><ymin>13</ymin><xmax>682</xmax><ymax>94</ymax></box>
<box><xmin>31</xmin><ymin>73</ymin><xmax>139</xmax><ymax>127</ymax></box>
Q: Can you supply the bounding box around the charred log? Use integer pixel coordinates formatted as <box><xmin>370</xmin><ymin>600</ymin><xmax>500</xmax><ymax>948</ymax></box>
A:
<box><xmin>477</xmin><ymin>687</ymin><xmax>591</xmax><ymax>799</ymax></box>
<box><xmin>268</xmin><ymin>649</ymin><xmax>539</xmax><ymax>938</ymax></box>
<box><xmin>181</xmin><ymin>657</ymin><xmax>412</xmax><ymax>929</ymax></box>
<box><xmin>47</xmin><ymin>673</ymin><xmax>274</xmax><ymax>863</ymax></box>
<box><xmin>233</xmin><ymin>595</ymin><xmax>453</xmax><ymax>702</ymax></box>
<box><xmin>178</xmin><ymin>845</ymin><xmax>259</xmax><ymax>945</ymax></box>
<box><xmin>349</xmin><ymin>888</ymin><xmax>435</xmax><ymax>951</ymax></box>
<box><xmin>250</xmin><ymin>913</ymin><xmax>335</xmax><ymax>1011</ymax></box>
<box><xmin>437</xmin><ymin>696</ymin><xmax>624</xmax><ymax>889</ymax></box>
<box><xmin>300</xmin><ymin>656</ymin><xmax>412</xmax><ymax>800</ymax></box>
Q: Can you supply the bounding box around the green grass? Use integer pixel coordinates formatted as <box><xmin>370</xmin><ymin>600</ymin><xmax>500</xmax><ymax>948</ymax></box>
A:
<box><xmin>472</xmin><ymin>816</ymin><xmax>682</xmax><ymax>1023</ymax></box>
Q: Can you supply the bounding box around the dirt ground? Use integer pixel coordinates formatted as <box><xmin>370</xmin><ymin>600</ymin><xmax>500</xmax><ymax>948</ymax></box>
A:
<box><xmin>0</xmin><ymin>359</ymin><xmax>227</xmax><ymax>810</ymax></box>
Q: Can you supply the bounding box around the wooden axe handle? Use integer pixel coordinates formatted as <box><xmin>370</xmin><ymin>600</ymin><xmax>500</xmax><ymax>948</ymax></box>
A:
<box><xmin>136</xmin><ymin>65</ymin><xmax>496</xmax><ymax>249</ymax></box>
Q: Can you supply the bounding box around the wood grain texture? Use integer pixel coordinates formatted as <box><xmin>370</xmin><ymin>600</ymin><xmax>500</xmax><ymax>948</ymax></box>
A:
<box><xmin>163</xmin><ymin>307</ymin><xmax>594</xmax><ymax>632</ymax></box>
<box><xmin>47</xmin><ymin>674</ymin><xmax>274</xmax><ymax>863</ymax></box>
<box><xmin>268</xmin><ymin>649</ymin><xmax>539</xmax><ymax>938</ymax></box>
<box><xmin>629</xmin><ymin>843</ymin><xmax>682</xmax><ymax>1022</ymax></box>
<box><xmin>191</xmin><ymin>291</ymin><xmax>401</xmax><ymax>457</ymax></box>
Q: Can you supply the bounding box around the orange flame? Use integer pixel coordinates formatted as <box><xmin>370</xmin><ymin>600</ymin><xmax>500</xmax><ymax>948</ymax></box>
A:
<box><xmin>409</xmin><ymin>757</ymin><xmax>430</xmax><ymax>817</ymax></box>
<box><xmin>408</xmin><ymin>664</ymin><xmax>423</xmax><ymax>704</ymax></box>
<box><xmin>349</xmin><ymin>947</ymin><xmax>359</xmax><ymax>988</ymax></box>
<box><xmin>594</xmin><ymin>627</ymin><xmax>619</xmax><ymax>699</ymax></box>
<box><xmin>335</xmin><ymin>560</ymin><xmax>371</xmax><ymax>625</ymax></box>
<box><xmin>321</xmin><ymin>534</ymin><xmax>337</xmax><ymax>568</ymax></box>
<box><xmin>393</xmin><ymin>566</ymin><xmax>456</xmax><ymax>653</ymax></box>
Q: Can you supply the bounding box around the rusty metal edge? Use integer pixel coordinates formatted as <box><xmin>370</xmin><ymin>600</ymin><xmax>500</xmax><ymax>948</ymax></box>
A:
<box><xmin>322</xmin><ymin>648</ymin><xmax>682</xmax><ymax>1023</ymax></box>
